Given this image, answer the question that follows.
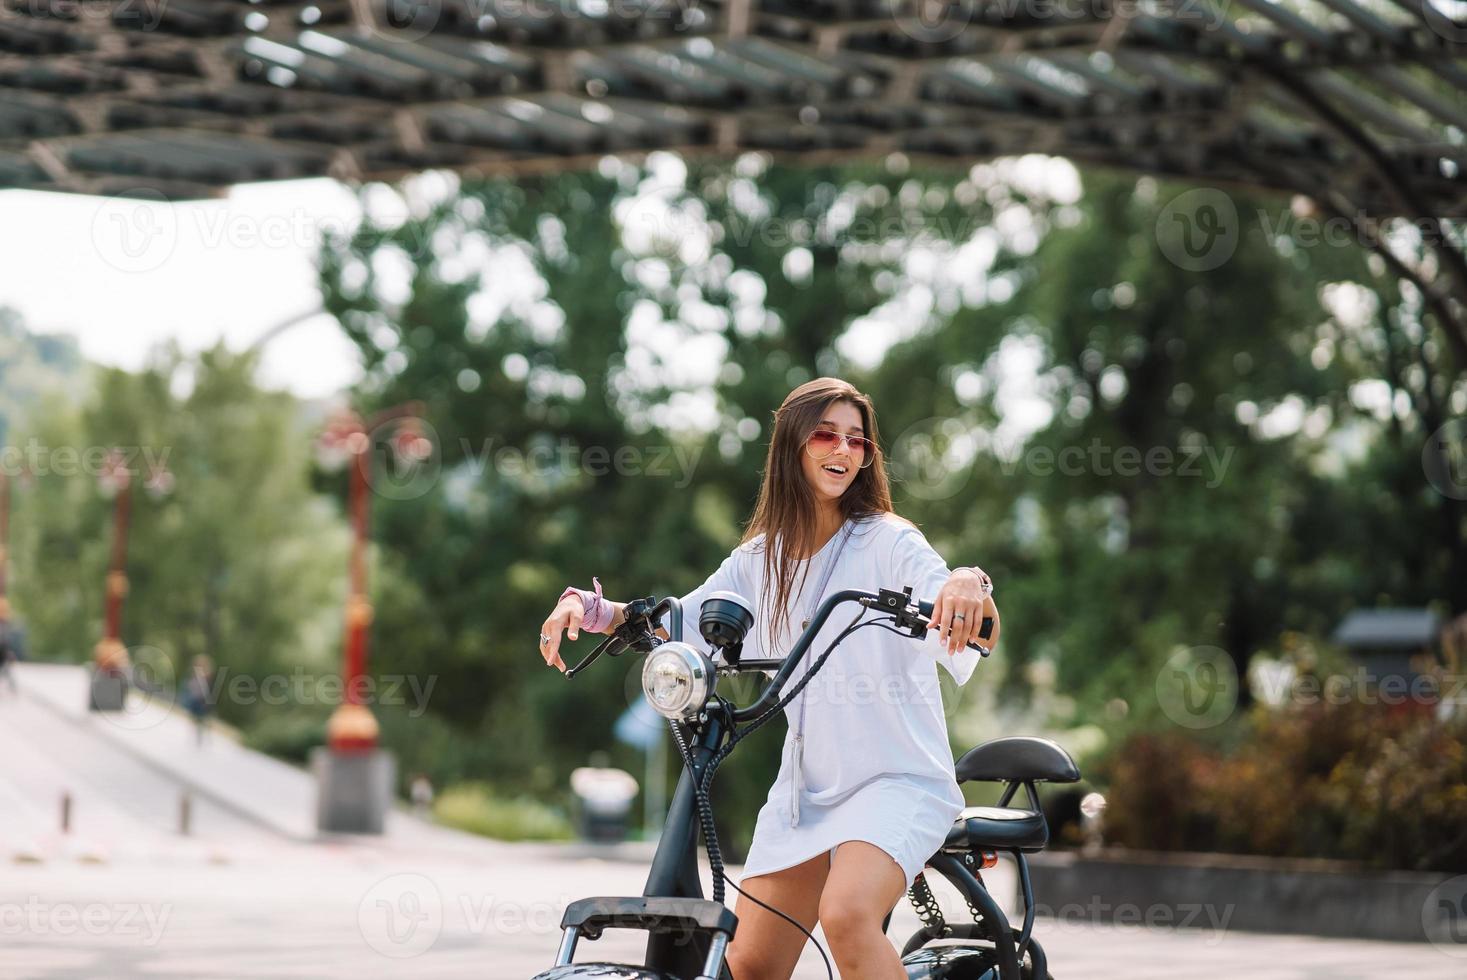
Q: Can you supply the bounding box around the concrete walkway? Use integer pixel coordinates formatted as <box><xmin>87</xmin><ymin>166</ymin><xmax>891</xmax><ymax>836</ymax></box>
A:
<box><xmin>5</xmin><ymin>665</ymin><xmax>1464</xmax><ymax>977</ymax></box>
<box><xmin>5</xmin><ymin>663</ymin><xmax>515</xmax><ymax>862</ymax></box>
<box><xmin>4</xmin><ymin>840</ymin><xmax>1464</xmax><ymax>979</ymax></box>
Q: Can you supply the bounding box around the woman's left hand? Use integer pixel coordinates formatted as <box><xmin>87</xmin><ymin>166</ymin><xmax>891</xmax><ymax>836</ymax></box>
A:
<box><xmin>928</xmin><ymin>567</ymin><xmax>1000</xmax><ymax>655</ymax></box>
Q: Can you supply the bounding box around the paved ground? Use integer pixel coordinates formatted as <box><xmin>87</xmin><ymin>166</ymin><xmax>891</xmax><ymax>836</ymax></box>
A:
<box><xmin>6</xmin><ymin>663</ymin><xmax>477</xmax><ymax>850</ymax></box>
<box><xmin>3</xmin><ymin>664</ymin><xmax>1464</xmax><ymax>978</ymax></box>
<box><xmin>4</xmin><ymin>843</ymin><xmax>1466</xmax><ymax>980</ymax></box>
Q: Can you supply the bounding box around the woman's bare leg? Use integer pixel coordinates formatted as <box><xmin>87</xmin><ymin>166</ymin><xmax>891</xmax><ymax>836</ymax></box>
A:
<box><xmin>724</xmin><ymin>851</ymin><xmax>831</xmax><ymax>980</ymax></box>
<box><xmin>817</xmin><ymin>841</ymin><xmax>906</xmax><ymax>979</ymax></box>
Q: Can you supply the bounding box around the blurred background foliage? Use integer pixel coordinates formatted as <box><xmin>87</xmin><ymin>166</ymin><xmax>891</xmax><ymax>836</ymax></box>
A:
<box><xmin>3</xmin><ymin>152</ymin><xmax>1462</xmax><ymax>862</ymax></box>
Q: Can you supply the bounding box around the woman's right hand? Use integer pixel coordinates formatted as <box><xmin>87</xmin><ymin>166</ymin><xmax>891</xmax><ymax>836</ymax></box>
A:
<box><xmin>538</xmin><ymin>596</ymin><xmax>585</xmax><ymax>673</ymax></box>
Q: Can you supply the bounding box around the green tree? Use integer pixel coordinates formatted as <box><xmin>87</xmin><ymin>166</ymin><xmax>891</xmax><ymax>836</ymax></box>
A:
<box><xmin>317</xmin><ymin>157</ymin><xmax>1463</xmax><ymax>856</ymax></box>
<box><xmin>9</xmin><ymin>345</ymin><xmax>349</xmax><ymax>730</ymax></box>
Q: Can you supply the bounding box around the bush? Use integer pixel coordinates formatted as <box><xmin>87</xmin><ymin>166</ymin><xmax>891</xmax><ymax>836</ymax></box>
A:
<box><xmin>433</xmin><ymin>782</ymin><xmax>574</xmax><ymax>841</ymax></box>
<box><xmin>1099</xmin><ymin>699</ymin><xmax>1467</xmax><ymax>871</ymax></box>
<box><xmin>241</xmin><ymin>711</ymin><xmax>328</xmax><ymax>765</ymax></box>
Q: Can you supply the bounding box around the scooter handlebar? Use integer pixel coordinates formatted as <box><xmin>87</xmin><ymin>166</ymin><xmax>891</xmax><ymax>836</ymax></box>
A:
<box><xmin>914</xmin><ymin>597</ymin><xmax>995</xmax><ymax>651</ymax></box>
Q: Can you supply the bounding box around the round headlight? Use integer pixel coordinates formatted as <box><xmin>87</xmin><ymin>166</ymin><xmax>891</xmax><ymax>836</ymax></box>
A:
<box><xmin>641</xmin><ymin>641</ymin><xmax>714</xmax><ymax>721</ymax></box>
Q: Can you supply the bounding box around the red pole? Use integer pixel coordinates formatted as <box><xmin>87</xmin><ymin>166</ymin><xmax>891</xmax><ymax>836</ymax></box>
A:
<box><xmin>104</xmin><ymin>481</ymin><xmax>131</xmax><ymax>642</ymax></box>
<box><xmin>326</xmin><ymin>430</ymin><xmax>379</xmax><ymax>752</ymax></box>
<box><xmin>344</xmin><ymin>444</ymin><xmax>370</xmax><ymax>705</ymax></box>
<box><xmin>95</xmin><ymin>476</ymin><xmax>132</xmax><ymax>673</ymax></box>
<box><xmin>323</xmin><ymin>403</ymin><xmax>423</xmax><ymax>753</ymax></box>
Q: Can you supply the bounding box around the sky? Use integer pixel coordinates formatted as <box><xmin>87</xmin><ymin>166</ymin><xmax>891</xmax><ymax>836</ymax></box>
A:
<box><xmin>1</xmin><ymin>178</ymin><xmax>366</xmax><ymax>399</ymax></box>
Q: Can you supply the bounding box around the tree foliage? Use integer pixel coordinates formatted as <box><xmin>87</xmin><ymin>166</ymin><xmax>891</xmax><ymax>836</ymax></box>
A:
<box><xmin>316</xmin><ymin>155</ymin><xmax>1463</xmax><ymax>854</ymax></box>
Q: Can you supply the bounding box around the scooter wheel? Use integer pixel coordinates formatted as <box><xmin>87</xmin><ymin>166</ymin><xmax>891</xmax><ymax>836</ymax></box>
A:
<box><xmin>899</xmin><ymin>937</ymin><xmax>1052</xmax><ymax>980</ymax></box>
<box><xmin>530</xmin><ymin>964</ymin><xmax>677</xmax><ymax>979</ymax></box>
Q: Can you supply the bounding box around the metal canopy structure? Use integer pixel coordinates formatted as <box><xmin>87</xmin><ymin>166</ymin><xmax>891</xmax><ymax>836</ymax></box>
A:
<box><xmin>2</xmin><ymin>1</ymin><xmax>1465</xmax><ymax>336</ymax></box>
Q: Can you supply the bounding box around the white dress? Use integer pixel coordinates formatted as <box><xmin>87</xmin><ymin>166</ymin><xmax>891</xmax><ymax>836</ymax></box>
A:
<box><xmin>677</xmin><ymin>511</ymin><xmax>981</xmax><ymax>889</ymax></box>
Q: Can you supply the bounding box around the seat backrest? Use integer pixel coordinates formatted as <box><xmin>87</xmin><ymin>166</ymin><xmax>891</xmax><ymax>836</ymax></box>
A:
<box><xmin>954</xmin><ymin>735</ymin><xmax>1080</xmax><ymax>784</ymax></box>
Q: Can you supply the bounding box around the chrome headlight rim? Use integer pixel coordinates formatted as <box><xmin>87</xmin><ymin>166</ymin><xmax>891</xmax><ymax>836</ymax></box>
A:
<box><xmin>641</xmin><ymin>641</ymin><xmax>714</xmax><ymax>721</ymax></box>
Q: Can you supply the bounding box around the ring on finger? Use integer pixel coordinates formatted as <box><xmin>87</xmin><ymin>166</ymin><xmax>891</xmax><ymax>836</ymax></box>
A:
<box><xmin>538</xmin><ymin>632</ymin><xmax>550</xmax><ymax>646</ymax></box>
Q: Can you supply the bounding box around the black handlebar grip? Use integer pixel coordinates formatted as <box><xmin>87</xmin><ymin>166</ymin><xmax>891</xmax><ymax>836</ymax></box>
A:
<box><xmin>915</xmin><ymin>599</ymin><xmax>994</xmax><ymax>644</ymax></box>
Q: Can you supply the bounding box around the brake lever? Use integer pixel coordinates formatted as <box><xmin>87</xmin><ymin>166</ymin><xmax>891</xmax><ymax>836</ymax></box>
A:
<box><xmin>868</xmin><ymin>586</ymin><xmax>992</xmax><ymax>657</ymax></box>
<box><xmin>564</xmin><ymin>634</ymin><xmax>617</xmax><ymax>679</ymax></box>
<box><xmin>563</xmin><ymin>596</ymin><xmax>661</xmax><ymax>679</ymax></box>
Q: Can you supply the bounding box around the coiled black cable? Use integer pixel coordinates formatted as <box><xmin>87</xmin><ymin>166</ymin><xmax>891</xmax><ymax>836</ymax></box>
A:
<box><xmin>665</xmin><ymin>609</ymin><xmax>898</xmax><ymax>980</ymax></box>
<box><xmin>667</xmin><ymin>715</ymin><xmax>834</xmax><ymax>980</ymax></box>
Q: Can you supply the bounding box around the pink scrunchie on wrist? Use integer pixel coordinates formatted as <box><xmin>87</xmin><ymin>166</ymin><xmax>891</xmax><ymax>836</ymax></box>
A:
<box><xmin>559</xmin><ymin>576</ymin><xmax>614</xmax><ymax>633</ymax></box>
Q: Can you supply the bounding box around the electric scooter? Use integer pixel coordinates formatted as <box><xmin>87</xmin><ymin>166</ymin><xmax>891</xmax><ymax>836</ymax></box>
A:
<box><xmin>531</xmin><ymin>583</ymin><xmax>1079</xmax><ymax>979</ymax></box>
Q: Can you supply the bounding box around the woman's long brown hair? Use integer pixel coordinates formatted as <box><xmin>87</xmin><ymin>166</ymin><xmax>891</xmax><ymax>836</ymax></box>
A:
<box><xmin>739</xmin><ymin>377</ymin><xmax>897</xmax><ymax>655</ymax></box>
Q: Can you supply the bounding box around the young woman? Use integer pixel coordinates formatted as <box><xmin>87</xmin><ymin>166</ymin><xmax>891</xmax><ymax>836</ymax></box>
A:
<box><xmin>539</xmin><ymin>377</ymin><xmax>1000</xmax><ymax>980</ymax></box>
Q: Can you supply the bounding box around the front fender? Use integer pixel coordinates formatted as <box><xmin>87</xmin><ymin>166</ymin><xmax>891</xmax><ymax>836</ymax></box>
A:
<box><xmin>530</xmin><ymin>964</ymin><xmax>676</xmax><ymax>979</ymax></box>
<box><xmin>901</xmin><ymin>945</ymin><xmax>1002</xmax><ymax>980</ymax></box>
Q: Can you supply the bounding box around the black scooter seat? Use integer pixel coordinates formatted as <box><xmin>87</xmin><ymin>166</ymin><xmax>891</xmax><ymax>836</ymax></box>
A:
<box><xmin>943</xmin><ymin>805</ymin><xmax>1049</xmax><ymax>852</ymax></box>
